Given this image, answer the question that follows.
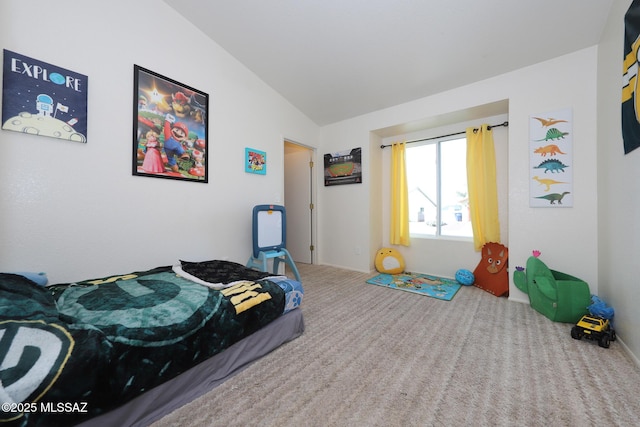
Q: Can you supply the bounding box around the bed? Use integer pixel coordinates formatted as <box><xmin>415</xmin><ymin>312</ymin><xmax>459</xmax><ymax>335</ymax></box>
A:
<box><xmin>0</xmin><ymin>260</ymin><xmax>304</xmax><ymax>427</ymax></box>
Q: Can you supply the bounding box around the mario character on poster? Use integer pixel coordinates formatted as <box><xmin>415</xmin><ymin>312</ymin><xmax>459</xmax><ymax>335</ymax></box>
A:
<box><xmin>2</xmin><ymin>49</ymin><xmax>88</xmax><ymax>143</ymax></box>
<box><xmin>134</xmin><ymin>65</ymin><xmax>208</xmax><ymax>182</ymax></box>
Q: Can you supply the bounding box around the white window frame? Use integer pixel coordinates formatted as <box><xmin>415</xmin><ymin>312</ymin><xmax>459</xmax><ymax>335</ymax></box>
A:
<box><xmin>406</xmin><ymin>135</ymin><xmax>472</xmax><ymax>241</ymax></box>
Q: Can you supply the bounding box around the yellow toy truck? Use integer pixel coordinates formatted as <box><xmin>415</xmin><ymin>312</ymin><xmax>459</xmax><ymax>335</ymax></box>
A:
<box><xmin>570</xmin><ymin>315</ymin><xmax>616</xmax><ymax>348</ymax></box>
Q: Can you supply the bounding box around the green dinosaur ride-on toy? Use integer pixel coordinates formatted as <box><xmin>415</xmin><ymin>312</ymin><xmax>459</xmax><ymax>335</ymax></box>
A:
<box><xmin>571</xmin><ymin>314</ymin><xmax>616</xmax><ymax>348</ymax></box>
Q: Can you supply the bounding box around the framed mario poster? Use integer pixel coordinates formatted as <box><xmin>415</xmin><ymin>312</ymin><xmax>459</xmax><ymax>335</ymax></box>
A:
<box><xmin>133</xmin><ymin>65</ymin><xmax>209</xmax><ymax>183</ymax></box>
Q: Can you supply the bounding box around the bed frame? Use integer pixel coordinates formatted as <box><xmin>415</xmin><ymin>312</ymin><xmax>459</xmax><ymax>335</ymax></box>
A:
<box><xmin>77</xmin><ymin>308</ymin><xmax>304</xmax><ymax>427</ymax></box>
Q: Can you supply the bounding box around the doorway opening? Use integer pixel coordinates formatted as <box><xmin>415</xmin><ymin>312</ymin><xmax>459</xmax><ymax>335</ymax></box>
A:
<box><xmin>284</xmin><ymin>140</ymin><xmax>315</xmax><ymax>265</ymax></box>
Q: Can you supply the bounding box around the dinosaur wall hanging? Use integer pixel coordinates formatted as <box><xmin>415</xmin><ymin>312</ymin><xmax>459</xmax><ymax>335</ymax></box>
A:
<box><xmin>529</xmin><ymin>108</ymin><xmax>573</xmax><ymax>207</ymax></box>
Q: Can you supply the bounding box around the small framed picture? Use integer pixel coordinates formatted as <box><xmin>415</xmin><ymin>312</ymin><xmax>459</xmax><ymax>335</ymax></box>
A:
<box><xmin>324</xmin><ymin>147</ymin><xmax>362</xmax><ymax>186</ymax></box>
<box><xmin>133</xmin><ymin>65</ymin><xmax>209</xmax><ymax>183</ymax></box>
<box><xmin>245</xmin><ymin>147</ymin><xmax>266</xmax><ymax>175</ymax></box>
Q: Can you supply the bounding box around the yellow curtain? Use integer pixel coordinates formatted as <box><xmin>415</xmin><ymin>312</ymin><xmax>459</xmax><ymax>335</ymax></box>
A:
<box><xmin>466</xmin><ymin>125</ymin><xmax>501</xmax><ymax>251</ymax></box>
<box><xmin>390</xmin><ymin>142</ymin><xmax>410</xmax><ymax>246</ymax></box>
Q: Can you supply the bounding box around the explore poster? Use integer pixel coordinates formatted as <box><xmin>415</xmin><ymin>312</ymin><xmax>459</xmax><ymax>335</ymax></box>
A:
<box><xmin>2</xmin><ymin>49</ymin><xmax>88</xmax><ymax>143</ymax></box>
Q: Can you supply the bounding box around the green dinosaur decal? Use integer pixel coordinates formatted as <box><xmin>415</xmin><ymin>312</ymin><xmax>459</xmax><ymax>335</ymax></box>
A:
<box><xmin>534</xmin><ymin>159</ymin><xmax>568</xmax><ymax>173</ymax></box>
<box><xmin>535</xmin><ymin>127</ymin><xmax>569</xmax><ymax>141</ymax></box>
<box><xmin>535</xmin><ymin>191</ymin><xmax>570</xmax><ymax>204</ymax></box>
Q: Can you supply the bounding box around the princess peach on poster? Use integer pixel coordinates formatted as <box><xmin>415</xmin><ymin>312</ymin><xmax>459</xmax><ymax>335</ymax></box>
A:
<box><xmin>142</xmin><ymin>130</ymin><xmax>165</xmax><ymax>173</ymax></box>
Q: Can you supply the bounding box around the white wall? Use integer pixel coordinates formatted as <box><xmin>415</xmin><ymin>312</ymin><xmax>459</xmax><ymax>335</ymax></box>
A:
<box><xmin>597</xmin><ymin>0</ymin><xmax>640</xmax><ymax>364</ymax></box>
<box><xmin>0</xmin><ymin>0</ymin><xmax>319</xmax><ymax>283</ymax></box>
<box><xmin>319</xmin><ymin>48</ymin><xmax>599</xmax><ymax>305</ymax></box>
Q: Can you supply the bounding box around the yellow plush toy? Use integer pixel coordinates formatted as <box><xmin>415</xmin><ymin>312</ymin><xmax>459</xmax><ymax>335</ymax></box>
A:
<box><xmin>375</xmin><ymin>247</ymin><xmax>405</xmax><ymax>274</ymax></box>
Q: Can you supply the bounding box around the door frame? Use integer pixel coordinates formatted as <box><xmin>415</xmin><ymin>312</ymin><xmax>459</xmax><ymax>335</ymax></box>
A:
<box><xmin>284</xmin><ymin>138</ymin><xmax>317</xmax><ymax>265</ymax></box>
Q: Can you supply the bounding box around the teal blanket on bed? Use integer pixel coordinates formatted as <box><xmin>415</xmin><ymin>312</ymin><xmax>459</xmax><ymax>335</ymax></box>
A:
<box><xmin>0</xmin><ymin>265</ymin><xmax>285</xmax><ymax>426</ymax></box>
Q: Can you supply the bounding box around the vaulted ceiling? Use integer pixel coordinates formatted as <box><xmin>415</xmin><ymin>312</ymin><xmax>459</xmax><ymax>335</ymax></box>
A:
<box><xmin>164</xmin><ymin>0</ymin><xmax>614</xmax><ymax>126</ymax></box>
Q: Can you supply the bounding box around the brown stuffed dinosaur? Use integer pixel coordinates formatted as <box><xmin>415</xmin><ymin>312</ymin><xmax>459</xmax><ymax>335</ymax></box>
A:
<box><xmin>472</xmin><ymin>242</ymin><xmax>509</xmax><ymax>297</ymax></box>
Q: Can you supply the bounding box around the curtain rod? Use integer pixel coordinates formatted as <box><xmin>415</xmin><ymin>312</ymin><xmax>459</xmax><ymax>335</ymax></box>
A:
<box><xmin>379</xmin><ymin>121</ymin><xmax>508</xmax><ymax>149</ymax></box>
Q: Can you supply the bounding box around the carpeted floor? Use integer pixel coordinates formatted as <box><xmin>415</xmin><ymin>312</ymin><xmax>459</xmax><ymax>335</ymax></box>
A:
<box><xmin>152</xmin><ymin>263</ymin><xmax>640</xmax><ymax>427</ymax></box>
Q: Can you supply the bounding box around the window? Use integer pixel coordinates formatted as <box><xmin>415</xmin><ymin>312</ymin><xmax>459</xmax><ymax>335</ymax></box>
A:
<box><xmin>405</xmin><ymin>137</ymin><xmax>472</xmax><ymax>238</ymax></box>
